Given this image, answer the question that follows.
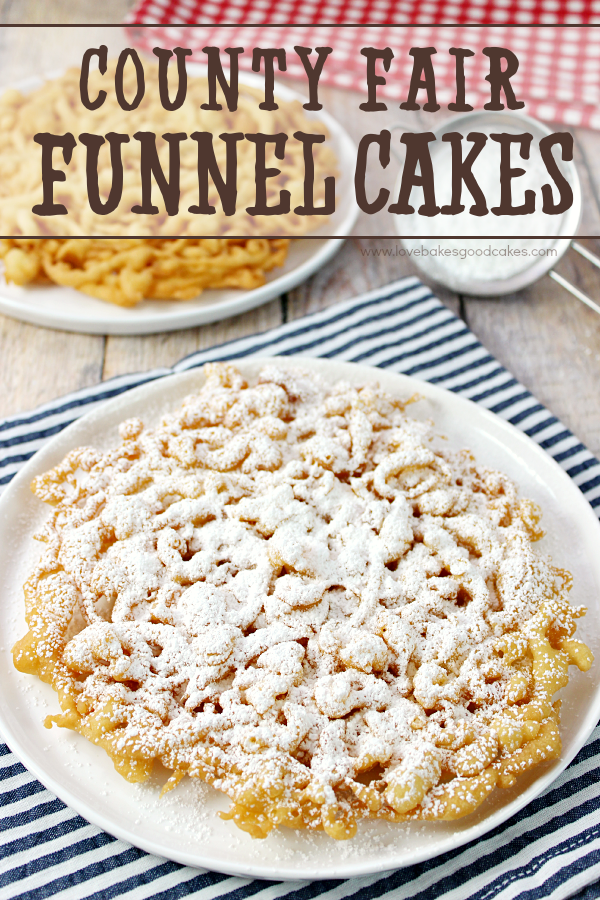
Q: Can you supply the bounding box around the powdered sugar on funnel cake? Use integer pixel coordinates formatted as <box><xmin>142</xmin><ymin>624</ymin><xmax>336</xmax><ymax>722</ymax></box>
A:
<box><xmin>13</xmin><ymin>363</ymin><xmax>592</xmax><ymax>839</ymax></box>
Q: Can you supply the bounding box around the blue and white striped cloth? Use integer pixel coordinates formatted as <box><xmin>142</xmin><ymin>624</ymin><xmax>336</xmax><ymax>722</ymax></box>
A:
<box><xmin>2</xmin><ymin>276</ymin><xmax>600</xmax><ymax>900</ymax></box>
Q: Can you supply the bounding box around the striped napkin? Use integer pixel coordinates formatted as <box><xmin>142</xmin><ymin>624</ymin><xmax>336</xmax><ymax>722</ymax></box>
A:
<box><xmin>2</xmin><ymin>276</ymin><xmax>600</xmax><ymax>900</ymax></box>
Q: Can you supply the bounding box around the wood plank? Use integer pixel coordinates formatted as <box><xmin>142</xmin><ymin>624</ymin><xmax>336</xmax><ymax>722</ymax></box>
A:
<box><xmin>314</xmin><ymin>82</ymin><xmax>404</xmax><ymax>239</ymax></box>
<box><xmin>0</xmin><ymin>24</ymin><xmax>132</xmax><ymax>85</ymax></box>
<box><xmin>572</xmin><ymin>126</ymin><xmax>600</xmax><ymax>236</ymax></box>
<box><xmin>0</xmin><ymin>12</ymin><xmax>126</xmax><ymax>419</ymax></box>
<box><xmin>462</xmin><ymin>243</ymin><xmax>600</xmax><ymax>459</ymax></box>
<box><xmin>286</xmin><ymin>237</ymin><xmax>461</xmax><ymax>320</ymax></box>
<box><xmin>0</xmin><ymin>0</ymin><xmax>135</xmax><ymax>24</ymax></box>
<box><xmin>0</xmin><ymin>314</ymin><xmax>104</xmax><ymax>417</ymax></box>
<box><xmin>284</xmin><ymin>82</ymin><xmax>462</xmax><ymax>320</ymax></box>
<box><xmin>463</xmin><ymin>130</ymin><xmax>600</xmax><ymax>458</ymax></box>
<box><xmin>102</xmin><ymin>299</ymin><xmax>282</xmax><ymax>378</ymax></box>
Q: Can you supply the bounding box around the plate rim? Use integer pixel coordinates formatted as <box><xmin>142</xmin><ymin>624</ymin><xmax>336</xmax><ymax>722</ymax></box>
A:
<box><xmin>1</xmin><ymin>356</ymin><xmax>600</xmax><ymax>881</ymax></box>
<box><xmin>0</xmin><ymin>237</ymin><xmax>352</xmax><ymax>335</ymax></box>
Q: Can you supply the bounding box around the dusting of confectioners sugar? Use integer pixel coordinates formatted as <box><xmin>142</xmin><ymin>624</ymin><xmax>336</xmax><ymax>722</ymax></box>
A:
<box><xmin>131</xmin><ymin>777</ymin><xmax>214</xmax><ymax>842</ymax></box>
<box><xmin>400</xmin><ymin>132</ymin><xmax>566</xmax><ymax>289</ymax></box>
<box><xmin>19</xmin><ymin>362</ymin><xmax>592</xmax><ymax>840</ymax></box>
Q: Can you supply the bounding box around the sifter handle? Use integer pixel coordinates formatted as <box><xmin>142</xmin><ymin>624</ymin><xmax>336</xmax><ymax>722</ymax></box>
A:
<box><xmin>572</xmin><ymin>240</ymin><xmax>600</xmax><ymax>271</ymax></box>
<box><xmin>549</xmin><ymin>269</ymin><xmax>600</xmax><ymax>317</ymax></box>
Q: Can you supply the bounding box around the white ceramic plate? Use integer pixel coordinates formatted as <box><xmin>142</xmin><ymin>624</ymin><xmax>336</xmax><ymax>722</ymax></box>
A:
<box><xmin>1</xmin><ymin>357</ymin><xmax>599</xmax><ymax>881</ymax></box>
<box><xmin>0</xmin><ymin>74</ymin><xmax>358</xmax><ymax>335</ymax></box>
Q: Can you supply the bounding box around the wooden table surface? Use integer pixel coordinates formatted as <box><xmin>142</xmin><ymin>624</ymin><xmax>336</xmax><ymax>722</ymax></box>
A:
<box><xmin>2</xmin><ymin>1</ymin><xmax>600</xmax><ymax>466</ymax></box>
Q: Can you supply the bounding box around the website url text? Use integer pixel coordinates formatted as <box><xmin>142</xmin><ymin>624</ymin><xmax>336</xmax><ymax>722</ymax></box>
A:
<box><xmin>361</xmin><ymin>245</ymin><xmax>559</xmax><ymax>260</ymax></box>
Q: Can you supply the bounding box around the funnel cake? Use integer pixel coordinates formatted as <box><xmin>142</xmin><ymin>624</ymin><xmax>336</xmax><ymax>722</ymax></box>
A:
<box><xmin>13</xmin><ymin>363</ymin><xmax>593</xmax><ymax>839</ymax></box>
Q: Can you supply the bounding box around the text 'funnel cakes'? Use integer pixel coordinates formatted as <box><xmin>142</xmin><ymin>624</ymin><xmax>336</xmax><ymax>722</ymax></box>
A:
<box><xmin>13</xmin><ymin>363</ymin><xmax>593</xmax><ymax>839</ymax></box>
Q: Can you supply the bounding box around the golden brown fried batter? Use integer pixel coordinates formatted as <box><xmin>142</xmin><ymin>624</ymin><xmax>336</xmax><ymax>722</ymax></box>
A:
<box><xmin>0</xmin><ymin>237</ymin><xmax>289</xmax><ymax>306</ymax></box>
<box><xmin>13</xmin><ymin>364</ymin><xmax>593</xmax><ymax>839</ymax></box>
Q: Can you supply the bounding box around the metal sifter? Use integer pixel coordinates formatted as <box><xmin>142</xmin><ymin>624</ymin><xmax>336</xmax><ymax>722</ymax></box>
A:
<box><xmin>394</xmin><ymin>110</ymin><xmax>600</xmax><ymax>315</ymax></box>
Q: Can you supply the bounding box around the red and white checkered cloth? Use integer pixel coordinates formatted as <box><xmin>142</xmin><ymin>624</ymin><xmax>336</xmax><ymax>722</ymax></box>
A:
<box><xmin>125</xmin><ymin>3</ymin><xmax>600</xmax><ymax>128</ymax></box>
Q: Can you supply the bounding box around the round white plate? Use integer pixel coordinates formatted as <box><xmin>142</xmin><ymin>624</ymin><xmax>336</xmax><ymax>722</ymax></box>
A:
<box><xmin>1</xmin><ymin>357</ymin><xmax>599</xmax><ymax>881</ymax></box>
<box><xmin>0</xmin><ymin>74</ymin><xmax>358</xmax><ymax>335</ymax></box>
